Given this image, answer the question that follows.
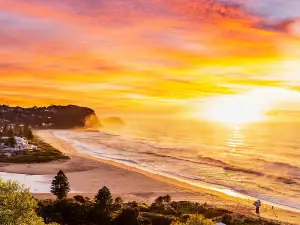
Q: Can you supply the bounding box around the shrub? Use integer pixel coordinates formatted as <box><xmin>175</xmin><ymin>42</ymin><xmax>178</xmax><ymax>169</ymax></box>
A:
<box><xmin>0</xmin><ymin>179</ymin><xmax>45</xmax><ymax>225</ymax></box>
<box><xmin>171</xmin><ymin>214</ymin><xmax>214</xmax><ymax>225</ymax></box>
<box><xmin>89</xmin><ymin>207</ymin><xmax>112</xmax><ymax>225</ymax></box>
<box><xmin>73</xmin><ymin>195</ymin><xmax>87</xmax><ymax>203</ymax></box>
<box><xmin>155</xmin><ymin>195</ymin><xmax>172</xmax><ymax>207</ymax></box>
<box><xmin>142</xmin><ymin>213</ymin><xmax>176</xmax><ymax>225</ymax></box>
<box><xmin>114</xmin><ymin>207</ymin><xmax>141</xmax><ymax>225</ymax></box>
<box><xmin>115</xmin><ymin>197</ymin><xmax>124</xmax><ymax>204</ymax></box>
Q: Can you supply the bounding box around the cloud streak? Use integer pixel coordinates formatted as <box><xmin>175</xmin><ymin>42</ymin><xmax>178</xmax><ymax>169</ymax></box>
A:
<box><xmin>1</xmin><ymin>0</ymin><xmax>300</xmax><ymax>114</ymax></box>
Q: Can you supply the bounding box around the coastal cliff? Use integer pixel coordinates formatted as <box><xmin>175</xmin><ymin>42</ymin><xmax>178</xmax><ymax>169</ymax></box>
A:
<box><xmin>0</xmin><ymin>105</ymin><xmax>101</xmax><ymax>129</ymax></box>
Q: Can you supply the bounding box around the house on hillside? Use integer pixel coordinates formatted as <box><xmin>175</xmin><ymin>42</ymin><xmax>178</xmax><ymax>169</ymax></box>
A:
<box><xmin>0</xmin><ymin>136</ymin><xmax>37</xmax><ymax>151</ymax></box>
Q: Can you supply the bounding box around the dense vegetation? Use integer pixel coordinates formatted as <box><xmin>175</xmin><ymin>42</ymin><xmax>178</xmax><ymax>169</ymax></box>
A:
<box><xmin>0</xmin><ymin>105</ymin><xmax>100</xmax><ymax>129</ymax></box>
<box><xmin>0</xmin><ymin>170</ymin><xmax>289</xmax><ymax>225</ymax></box>
<box><xmin>0</xmin><ymin>179</ymin><xmax>56</xmax><ymax>225</ymax></box>
<box><xmin>34</xmin><ymin>171</ymin><xmax>285</xmax><ymax>225</ymax></box>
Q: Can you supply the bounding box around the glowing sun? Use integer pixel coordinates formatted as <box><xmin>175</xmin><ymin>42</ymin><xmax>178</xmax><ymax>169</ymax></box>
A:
<box><xmin>192</xmin><ymin>87</ymin><xmax>300</xmax><ymax>124</ymax></box>
<box><xmin>201</xmin><ymin>96</ymin><xmax>264</xmax><ymax>123</ymax></box>
<box><xmin>196</xmin><ymin>89</ymin><xmax>274</xmax><ymax>124</ymax></box>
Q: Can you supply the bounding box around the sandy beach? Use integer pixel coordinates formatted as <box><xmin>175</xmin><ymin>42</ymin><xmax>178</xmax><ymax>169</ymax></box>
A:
<box><xmin>0</xmin><ymin>129</ymin><xmax>299</xmax><ymax>224</ymax></box>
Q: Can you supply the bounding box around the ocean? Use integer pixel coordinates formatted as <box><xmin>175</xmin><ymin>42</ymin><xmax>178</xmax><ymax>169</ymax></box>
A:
<box><xmin>53</xmin><ymin>118</ymin><xmax>300</xmax><ymax>210</ymax></box>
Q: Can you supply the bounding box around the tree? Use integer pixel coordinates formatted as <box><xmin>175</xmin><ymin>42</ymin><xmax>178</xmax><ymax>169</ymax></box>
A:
<box><xmin>112</xmin><ymin>197</ymin><xmax>124</xmax><ymax>211</ymax></box>
<box><xmin>94</xmin><ymin>186</ymin><xmax>113</xmax><ymax>211</ymax></box>
<box><xmin>15</xmin><ymin>124</ymin><xmax>22</xmax><ymax>136</ymax></box>
<box><xmin>171</xmin><ymin>214</ymin><xmax>214</xmax><ymax>225</ymax></box>
<box><xmin>115</xmin><ymin>197</ymin><xmax>124</xmax><ymax>205</ymax></box>
<box><xmin>2</xmin><ymin>124</ymin><xmax>8</xmax><ymax>136</ymax></box>
<box><xmin>0</xmin><ymin>179</ymin><xmax>45</xmax><ymax>225</ymax></box>
<box><xmin>23</xmin><ymin>123</ymin><xmax>30</xmax><ymax>138</ymax></box>
<box><xmin>89</xmin><ymin>209</ymin><xmax>111</xmax><ymax>225</ymax></box>
<box><xmin>50</xmin><ymin>170</ymin><xmax>70</xmax><ymax>199</ymax></box>
<box><xmin>155</xmin><ymin>195</ymin><xmax>172</xmax><ymax>207</ymax></box>
<box><xmin>73</xmin><ymin>195</ymin><xmax>87</xmax><ymax>203</ymax></box>
<box><xmin>114</xmin><ymin>208</ymin><xmax>141</xmax><ymax>225</ymax></box>
<box><xmin>7</xmin><ymin>127</ymin><xmax>14</xmax><ymax>137</ymax></box>
<box><xmin>27</xmin><ymin>128</ymin><xmax>34</xmax><ymax>140</ymax></box>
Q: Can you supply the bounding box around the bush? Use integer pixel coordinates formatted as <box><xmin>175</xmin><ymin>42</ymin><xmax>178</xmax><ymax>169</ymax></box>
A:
<box><xmin>142</xmin><ymin>213</ymin><xmax>176</xmax><ymax>225</ymax></box>
<box><xmin>222</xmin><ymin>214</ymin><xmax>233</xmax><ymax>225</ymax></box>
<box><xmin>38</xmin><ymin>198</ymin><xmax>95</xmax><ymax>225</ymax></box>
<box><xmin>170</xmin><ymin>201</ymin><xmax>202</xmax><ymax>214</ymax></box>
<box><xmin>128</xmin><ymin>201</ymin><xmax>139</xmax><ymax>208</ymax></box>
<box><xmin>115</xmin><ymin>197</ymin><xmax>124</xmax><ymax>204</ymax></box>
<box><xmin>73</xmin><ymin>195</ymin><xmax>88</xmax><ymax>204</ymax></box>
<box><xmin>155</xmin><ymin>195</ymin><xmax>172</xmax><ymax>207</ymax></box>
<box><xmin>89</xmin><ymin>207</ymin><xmax>112</xmax><ymax>225</ymax></box>
<box><xmin>114</xmin><ymin>207</ymin><xmax>141</xmax><ymax>225</ymax></box>
<box><xmin>150</xmin><ymin>204</ymin><xmax>178</xmax><ymax>216</ymax></box>
<box><xmin>171</xmin><ymin>214</ymin><xmax>214</xmax><ymax>225</ymax></box>
<box><xmin>0</xmin><ymin>179</ymin><xmax>45</xmax><ymax>224</ymax></box>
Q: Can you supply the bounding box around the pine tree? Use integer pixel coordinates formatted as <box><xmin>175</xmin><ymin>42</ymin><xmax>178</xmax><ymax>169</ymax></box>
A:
<box><xmin>50</xmin><ymin>170</ymin><xmax>70</xmax><ymax>199</ymax></box>
<box><xmin>95</xmin><ymin>186</ymin><xmax>113</xmax><ymax>211</ymax></box>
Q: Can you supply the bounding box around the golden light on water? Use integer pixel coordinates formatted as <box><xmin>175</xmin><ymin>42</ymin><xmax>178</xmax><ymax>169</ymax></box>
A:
<box><xmin>195</xmin><ymin>88</ymin><xmax>300</xmax><ymax>124</ymax></box>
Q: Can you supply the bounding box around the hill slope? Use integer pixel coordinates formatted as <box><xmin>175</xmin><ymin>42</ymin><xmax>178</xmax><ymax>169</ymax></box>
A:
<box><xmin>0</xmin><ymin>105</ymin><xmax>101</xmax><ymax>129</ymax></box>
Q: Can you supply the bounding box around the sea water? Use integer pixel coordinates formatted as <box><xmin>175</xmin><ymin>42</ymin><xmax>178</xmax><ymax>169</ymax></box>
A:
<box><xmin>53</xmin><ymin>118</ymin><xmax>300</xmax><ymax>210</ymax></box>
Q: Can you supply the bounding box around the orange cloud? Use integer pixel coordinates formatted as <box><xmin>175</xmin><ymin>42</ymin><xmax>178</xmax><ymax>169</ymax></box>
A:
<box><xmin>1</xmin><ymin>0</ymin><xmax>300</xmax><ymax>114</ymax></box>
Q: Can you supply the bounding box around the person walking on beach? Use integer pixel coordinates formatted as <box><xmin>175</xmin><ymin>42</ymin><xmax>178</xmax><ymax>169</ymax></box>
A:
<box><xmin>253</xmin><ymin>200</ymin><xmax>262</xmax><ymax>215</ymax></box>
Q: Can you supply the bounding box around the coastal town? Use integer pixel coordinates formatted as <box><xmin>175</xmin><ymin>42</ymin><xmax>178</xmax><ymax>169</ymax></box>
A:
<box><xmin>0</xmin><ymin>123</ymin><xmax>36</xmax><ymax>153</ymax></box>
<box><xmin>0</xmin><ymin>121</ymin><xmax>69</xmax><ymax>163</ymax></box>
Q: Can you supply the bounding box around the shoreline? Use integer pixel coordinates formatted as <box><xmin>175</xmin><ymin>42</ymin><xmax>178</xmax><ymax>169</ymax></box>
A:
<box><xmin>0</xmin><ymin>129</ymin><xmax>299</xmax><ymax>224</ymax></box>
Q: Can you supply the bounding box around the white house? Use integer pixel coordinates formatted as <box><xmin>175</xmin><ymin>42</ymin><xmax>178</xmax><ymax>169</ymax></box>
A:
<box><xmin>0</xmin><ymin>136</ymin><xmax>37</xmax><ymax>151</ymax></box>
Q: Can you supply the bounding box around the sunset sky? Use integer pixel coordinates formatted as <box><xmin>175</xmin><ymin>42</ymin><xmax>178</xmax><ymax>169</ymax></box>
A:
<box><xmin>1</xmin><ymin>0</ymin><xmax>300</xmax><ymax>118</ymax></box>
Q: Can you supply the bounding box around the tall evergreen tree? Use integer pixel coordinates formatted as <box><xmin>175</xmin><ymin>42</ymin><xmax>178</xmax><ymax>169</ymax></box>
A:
<box><xmin>94</xmin><ymin>186</ymin><xmax>113</xmax><ymax>211</ymax></box>
<box><xmin>50</xmin><ymin>170</ymin><xmax>70</xmax><ymax>199</ymax></box>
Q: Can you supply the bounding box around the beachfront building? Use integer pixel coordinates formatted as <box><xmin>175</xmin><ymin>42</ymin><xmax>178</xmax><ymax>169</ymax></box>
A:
<box><xmin>0</xmin><ymin>136</ymin><xmax>37</xmax><ymax>151</ymax></box>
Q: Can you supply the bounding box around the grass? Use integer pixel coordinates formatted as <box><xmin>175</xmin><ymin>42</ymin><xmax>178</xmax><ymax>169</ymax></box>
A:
<box><xmin>0</xmin><ymin>137</ymin><xmax>70</xmax><ymax>164</ymax></box>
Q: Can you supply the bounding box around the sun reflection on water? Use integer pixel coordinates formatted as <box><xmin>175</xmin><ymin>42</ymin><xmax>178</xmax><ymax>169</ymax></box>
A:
<box><xmin>227</xmin><ymin>125</ymin><xmax>244</xmax><ymax>157</ymax></box>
